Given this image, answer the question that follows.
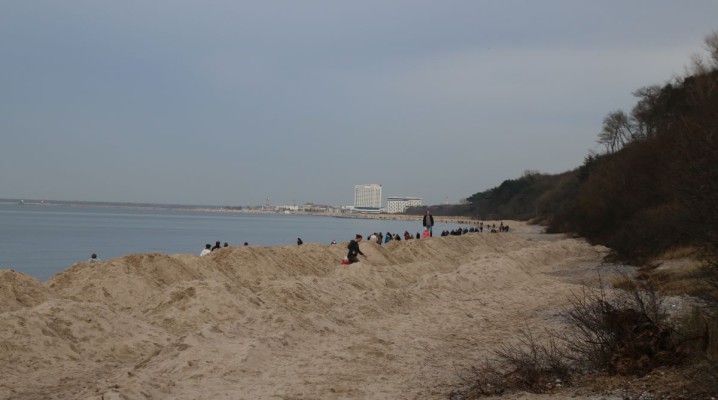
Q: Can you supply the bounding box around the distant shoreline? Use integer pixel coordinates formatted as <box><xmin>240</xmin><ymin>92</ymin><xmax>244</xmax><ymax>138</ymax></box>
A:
<box><xmin>6</xmin><ymin>199</ymin><xmax>479</xmax><ymax>225</ymax></box>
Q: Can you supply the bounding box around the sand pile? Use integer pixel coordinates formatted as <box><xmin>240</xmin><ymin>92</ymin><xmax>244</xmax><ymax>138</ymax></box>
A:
<box><xmin>0</xmin><ymin>222</ymin><xmax>610</xmax><ymax>399</ymax></box>
<box><xmin>0</xmin><ymin>270</ymin><xmax>52</xmax><ymax>312</ymax></box>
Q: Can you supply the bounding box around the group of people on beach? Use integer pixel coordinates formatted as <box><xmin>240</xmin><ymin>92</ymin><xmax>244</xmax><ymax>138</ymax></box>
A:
<box><xmin>89</xmin><ymin>210</ymin><xmax>506</xmax><ymax>264</ymax></box>
<box><xmin>193</xmin><ymin>210</ymin><xmax>507</xmax><ymax>265</ymax></box>
<box><xmin>356</xmin><ymin>210</ymin><xmax>435</xmax><ymax>246</ymax></box>
<box><xmin>439</xmin><ymin>222</ymin><xmax>509</xmax><ymax>235</ymax></box>
<box><xmin>200</xmin><ymin>240</ymin><xmax>250</xmax><ymax>256</ymax></box>
<box><xmin>365</xmin><ymin>228</ymin><xmax>429</xmax><ymax>243</ymax></box>
<box><xmin>341</xmin><ymin>210</ymin><xmax>428</xmax><ymax>264</ymax></box>
<box><xmin>342</xmin><ymin>211</ymin><xmax>512</xmax><ymax>265</ymax></box>
<box><xmin>200</xmin><ymin>241</ymin><xmax>228</xmax><ymax>256</ymax></box>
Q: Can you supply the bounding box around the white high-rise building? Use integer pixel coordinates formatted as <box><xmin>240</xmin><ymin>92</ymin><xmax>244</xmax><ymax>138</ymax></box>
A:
<box><xmin>354</xmin><ymin>184</ymin><xmax>382</xmax><ymax>211</ymax></box>
<box><xmin>386</xmin><ymin>197</ymin><xmax>422</xmax><ymax>214</ymax></box>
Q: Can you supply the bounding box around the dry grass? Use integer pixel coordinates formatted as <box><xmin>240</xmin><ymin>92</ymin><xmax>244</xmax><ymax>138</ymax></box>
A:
<box><xmin>650</xmin><ymin>246</ymin><xmax>701</xmax><ymax>261</ymax></box>
<box><xmin>613</xmin><ymin>256</ymin><xmax>714</xmax><ymax>297</ymax></box>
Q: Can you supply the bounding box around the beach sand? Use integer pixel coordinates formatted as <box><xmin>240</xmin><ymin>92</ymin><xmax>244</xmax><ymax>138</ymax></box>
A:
<box><xmin>0</xmin><ymin>222</ymin><xmax>614</xmax><ymax>399</ymax></box>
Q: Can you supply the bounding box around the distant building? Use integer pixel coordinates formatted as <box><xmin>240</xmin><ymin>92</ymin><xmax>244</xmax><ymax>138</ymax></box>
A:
<box><xmin>386</xmin><ymin>197</ymin><xmax>422</xmax><ymax>214</ymax></box>
<box><xmin>303</xmin><ymin>203</ymin><xmax>337</xmax><ymax>213</ymax></box>
<box><xmin>354</xmin><ymin>184</ymin><xmax>382</xmax><ymax>212</ymax></box>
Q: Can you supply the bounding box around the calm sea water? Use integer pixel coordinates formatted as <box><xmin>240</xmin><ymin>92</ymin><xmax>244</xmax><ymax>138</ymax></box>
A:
<box><xmin>0</xmin><ymin>202</ymin><xmax>462</xmax><ymax>281</ymax></box>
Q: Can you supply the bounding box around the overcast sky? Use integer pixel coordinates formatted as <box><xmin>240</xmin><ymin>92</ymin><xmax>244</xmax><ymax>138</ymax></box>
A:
<box><xmin>1</xmin><ymin>1</ymin><xmax>716</xmax><ymax>206</ymax></box>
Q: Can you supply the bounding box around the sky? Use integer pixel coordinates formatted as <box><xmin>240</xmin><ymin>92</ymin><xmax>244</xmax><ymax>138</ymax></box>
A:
<box><xmin>1</xmin><ymin>1</ymin><xmax>717</xmax><ymax>207</ymax></box>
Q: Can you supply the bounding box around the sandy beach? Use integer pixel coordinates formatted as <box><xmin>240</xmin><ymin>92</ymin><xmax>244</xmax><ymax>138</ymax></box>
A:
<box><xmin>0</xmin><ymin>222</ymin><xmax>613</xmax><ymax>399</ymax></box>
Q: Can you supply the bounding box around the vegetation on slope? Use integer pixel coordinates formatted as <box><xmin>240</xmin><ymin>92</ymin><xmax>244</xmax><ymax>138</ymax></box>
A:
<box><xmin>448</xmin><ymin>32</ymin><xmax>718</xmax><ymax>397</ymax></box>
<box><xmin>462</xmin><ymin>32</ymin><xmax>718</xmax><ymax>266</ymax></box>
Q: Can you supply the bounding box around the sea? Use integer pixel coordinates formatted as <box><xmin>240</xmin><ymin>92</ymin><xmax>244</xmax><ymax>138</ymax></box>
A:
<box><xmin>0</xmin><ymin>202</ymin><xmax>464</xmax><ymax>282</ymax></box>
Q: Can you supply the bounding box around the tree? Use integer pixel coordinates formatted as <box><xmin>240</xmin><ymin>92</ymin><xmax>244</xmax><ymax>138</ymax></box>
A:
<box><xmin>597</xmin><ymin>110</ymin><xmax>634</xmax><ymax>153</ymax></box>
<box><xmin>631</xmin><ymin>85</ymin><xmax>666</xmax><ymax>140</ymax></box>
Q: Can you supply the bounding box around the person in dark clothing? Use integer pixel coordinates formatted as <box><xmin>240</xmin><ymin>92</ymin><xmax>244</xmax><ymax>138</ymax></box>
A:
<box><xmin>297</xmin><ymin>238</ymin><xmax>303</xmax><ymax>246</ymax></box>
<box><xmin>346</xmin><ymin>234</ymin><xmax>365</xmax><ymax>264</ymax></box>
<box><xmin>422</xmin><ymin>210</ymin><xmax>435</xmax><ymax>237</ymax></box>
<box><xmin>211</xmin><ymin>241</ymin><xmax>221</xmax><ymax>251</ymax></box>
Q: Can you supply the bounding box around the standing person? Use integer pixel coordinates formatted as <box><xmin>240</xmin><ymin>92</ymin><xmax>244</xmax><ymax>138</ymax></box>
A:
<box><xmin>346</xmin><ymin>234</ymin><xmax>366</xmax><ymax>264</ymax></box>
<box><xmin>423</xmin><ymin>209</ymin><xmax>435</xmax><ymax>237</ymax></box>
<box><xmin>200</xmin><ymin>244</ymin><xmax>212</xmax><ymax>256</ymax></box>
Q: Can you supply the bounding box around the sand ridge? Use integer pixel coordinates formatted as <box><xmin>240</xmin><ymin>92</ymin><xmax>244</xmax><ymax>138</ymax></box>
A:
<box><xmin>0</xmin><ymin>222</ymin><xmax>610</xmax><ymax>399</ymax></box>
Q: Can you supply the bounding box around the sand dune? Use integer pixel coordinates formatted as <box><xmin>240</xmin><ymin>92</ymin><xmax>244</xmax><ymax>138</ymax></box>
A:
<box><xmin>0</xmin><ymin>222</ymin><xmax>610</xmax><ymax>399</ymax></box>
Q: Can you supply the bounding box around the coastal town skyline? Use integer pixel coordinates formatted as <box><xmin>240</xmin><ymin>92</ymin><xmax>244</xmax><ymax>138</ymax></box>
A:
<box><xmin>3</xmin><ymin>180</ymin><xmax>425</xmax><ymax>212</ymax></box>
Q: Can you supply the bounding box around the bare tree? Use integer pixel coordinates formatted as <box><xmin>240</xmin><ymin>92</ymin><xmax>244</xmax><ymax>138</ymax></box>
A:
<box><xmin>631</xmin><ymin>85</ymin><xmax>664</xmax><ymax>140</ymax></box>
<box><xmin>705</xmin><ymin>30</ymin><xmax>718</xmax><ymax>68</ymax></box>
<box><xmin>597</xmin><ymin>110</ymin><xmax>634</xmax><ymax>153</ymax></box>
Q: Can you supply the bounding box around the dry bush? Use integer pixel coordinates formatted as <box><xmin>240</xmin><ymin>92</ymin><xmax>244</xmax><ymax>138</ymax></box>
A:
<box><xmin>452</xmin><ymin>275</ymin><xmax>705</xmax><ymax>398</ymax></box>
<box><xmin>560</xmin><ymin>284</ymin><xmax>617</xmax><ymax>369</ymax></box>
<box><xmin>560</xmin><ymin>275</ymin><xmax>689</xmax><ymax>376</ymax></box>
<box><xmin>494</xmin><ymin>327</ymin><xmax>572</xmax><ymax>390</ymax></box>
<box><xmin>672</xmin><ymin>257</ymin><xmax>718</xmax><ymax>392</ymax></box>
<box><xmin>448</xmin><ymin>360</ymin><xmax>507</xmax><ymax>399</ymax></box>
<box><xmin>671</xmin><ymin>305</ymin><xmax>718</xmax><ymax>393</ymax></box>
<box><xmin>450</xmin><ymin>327</ymin><xmax>573</xmax><ymax>399</ymax></box>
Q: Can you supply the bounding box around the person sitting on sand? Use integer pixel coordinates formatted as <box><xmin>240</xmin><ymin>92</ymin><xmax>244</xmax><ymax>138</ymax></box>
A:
<box><xmin>211</xmin><ymin>241</ymin><xmax>221</xmax><ymax>251</ymax></box>
<box><xmin>297</xmin><ymin>238</ymin><xmax>303</xmax><ymax>246</ymax></box>
<box><xmin>422</xmin><ymin>228</ymin><xmax>430</xmax><ymax>238</ymax></box>
<box><xmin>384</xmin><ymin>232</ymin><xmax>392</xmax><ymax>244</ymax></box>
<box><xmin>346</xmin><ymin>234</ymin><xmax>366</xmax><ymax>264</ymax></box>
<box><xmin>89</xmin><ymin>253</ymin><xmax>100</xmax><ymax>263</ymax></box>
<box><xmin>200</xmin><ymin>244</ymin><xmax>212</xmax><ymax>256</ymax></box>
